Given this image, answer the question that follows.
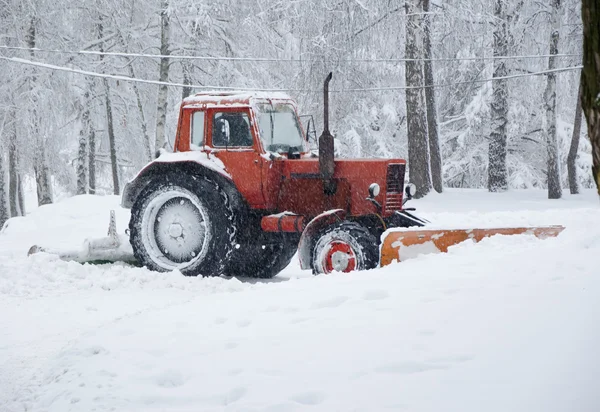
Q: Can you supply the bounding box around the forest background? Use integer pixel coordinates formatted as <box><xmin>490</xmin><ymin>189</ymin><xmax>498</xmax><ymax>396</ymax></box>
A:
<box><xmin>0</xmin><ymin>0</ymin><xmax>591</xmax><ymax>225</ymax></box>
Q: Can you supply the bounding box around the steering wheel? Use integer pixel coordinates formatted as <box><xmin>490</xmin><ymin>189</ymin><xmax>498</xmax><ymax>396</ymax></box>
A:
<box><xmin>267</xmin><ymin>144</ymin><xmax>291</xmax><ymax>153</ymax></box>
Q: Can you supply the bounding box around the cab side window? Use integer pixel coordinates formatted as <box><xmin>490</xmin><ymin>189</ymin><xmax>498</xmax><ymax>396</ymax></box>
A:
<box><xmin>212</xmin><ymin>112</ymin><xmax>253</xmax><ymax>147</ymax></box>
<box><xmin>191</xmin><ymin>111</ymin><xmax>205</xmax><ymax>148</ymax></box>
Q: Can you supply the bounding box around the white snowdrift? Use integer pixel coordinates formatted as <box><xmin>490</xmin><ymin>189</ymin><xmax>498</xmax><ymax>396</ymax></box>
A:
<box><xmin>1</xmin><ymin>189</ymin><xmax>599</xmax><ymax>412</ymax></box>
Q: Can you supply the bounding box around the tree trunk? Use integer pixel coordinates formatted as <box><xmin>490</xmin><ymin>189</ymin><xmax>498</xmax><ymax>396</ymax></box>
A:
<box><xmin>182</xmin><ymin>60</ymin><xmax>193</xmax><ymax>100</ymax></box>
<box><xmin>33</xmin><ymin>154</ymin><xmax>53</xmax><ymax>205</ymax></box>
<box><xmin>131</xmin><ymin>73</ymin><xmax>152</xmax><ymax>161</ymax></box>
<box><xmin>17</xmin><ymin>179</ymin><xmax>25</xmax><ymax>215</ymax></box>
<box><xmin>422</xmin><ymin>0</ymin><xmax>442</xmax><ymax>193</ymax></box>
<box><xmin>155</xmin><ymin>0</ymin><xmax>171</xmax><ymax>152</ymax></box>
<box><xmin>115</xmin><ymin>10</ymin><xmax>153</xmax><ymax>162</ymax></box>
<box><xmin>8</xmin><ymin>110</ymin><xmax>23</xmax><ymax>217</ymax></box>
<box><xmin>488</xmin><ymin>0</ymin><xmax>509</xmax><ymax>192</ymax></box>
<box><xmin>8</xmin><ymin>157</ymin><xmax>20</xmax><ymax>217</ymax></box>
<box><xmin>27</xmin><ymin>16</ymin><xmax>53</xmax><ymax>206</ymax></box>
<box><xmin>581</xmin><ymin>0</ymin><xmax>600</xmax><ymax>198</ymax></box>
<box><xmin>76</xmin><ymin>92</ymin><xmax>91</xmax><ymax>195</ymax></box>
<box><xmin>76</xmin><ymin>131</ymin><xmax>88</xmax><ymax>195</ymax></box>
<box><xmin>88</xmin><ymin>122</ymin><xmax>96</xmax><ymax>195</ymax></box>
<box><xmin>103</xmin><ymin>78</ymin><xmax>120</xmax><ymax>195</ymax></box>
<box><xmin>97</xmin><ymin>14</ymin><xmax>119</xmax><ymax>195</ymax></box>
<box><xmin>0</xmin><ymin>142</ymin><xmax>8</xmax><ymax>228</ymax></box>
<box><xmin>544</xmin><ymin>0</ymin><xmax>562</xmax><ymax>199</ymax></box>
<box><xmin>568</xmin><ymin>76</ymin><xmax>583</xmax><ymax>194</ymax></box>
<box><xmin>404</xmin><ymin>0</ymin><xmax>432</xmax><ymax>199</ymax></box>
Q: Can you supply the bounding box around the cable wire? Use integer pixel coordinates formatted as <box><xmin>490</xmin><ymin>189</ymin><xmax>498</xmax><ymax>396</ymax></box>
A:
<box><xmin>0</xmin><ymin>45</ymin><xmax>582</xmax><ymax>63</ymax></box>
<box><xmin>0</xmin><ymin>55</ymin><xmax>583</xmax><ymax>93</ymax></box>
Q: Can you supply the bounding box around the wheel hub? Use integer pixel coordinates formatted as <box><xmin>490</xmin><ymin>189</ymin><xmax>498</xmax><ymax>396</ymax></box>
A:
<box><xmin>330</xmin><ymin>251</ymin><xmax>351</xmax><ymax>271</ymax></box>
<box><xmin>153</xmin><ymin>197</ymin><xmax>206</xmax><ymax>263</ymax></box>
<box><xmin>168</xmin><ymin>223</ymin><xmax>183</xmax><ymax>238</ymax></box>
<box><xmin>323</xmin><ymin>241</ymin><xmax>356</xmax><ymax>273</ymax></box>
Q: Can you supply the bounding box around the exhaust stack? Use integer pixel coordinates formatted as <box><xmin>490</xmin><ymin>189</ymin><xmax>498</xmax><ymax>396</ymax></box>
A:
<box><xmin>319</xmin><ymin>72</ymin><xmax>336</xmax><ymax>195</ymax></box>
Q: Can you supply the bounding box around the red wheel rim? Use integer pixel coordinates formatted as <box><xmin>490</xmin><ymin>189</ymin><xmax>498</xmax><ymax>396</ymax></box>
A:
<box><xmin>323</xmin><ymin>241</ymin><xmax>357</xmax><ymax>273</ymax></box>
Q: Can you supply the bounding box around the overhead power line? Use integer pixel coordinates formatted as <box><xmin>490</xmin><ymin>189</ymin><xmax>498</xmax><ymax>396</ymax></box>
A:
<box><xmin>0</xmin><ymin>45</ymin><xmax>582</xmax><ymax>63</ymax></box>
<box><xmin>0</xmin><ymin>55</ymin><xmax>583</xmax><ymax>93</ymax></box>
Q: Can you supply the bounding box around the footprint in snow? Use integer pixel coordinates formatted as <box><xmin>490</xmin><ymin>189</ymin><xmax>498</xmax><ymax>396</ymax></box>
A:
<box><xmin>363</xmin><ymin>289</ymin><xmax>390</xmax><ymax>301</ymax></box>
<box><xmin>289</xmin><ymin>391</ymin><xmax>326</xmax><ymax>405</ymax></box>
<box><xmin>236</xmin><ymin>319</ymin><xmax>251</xmax><ymax>327</ymax></box>
<box><xmin>228</xmin><ymin>368</ymin><xmax>243</xmax><ymax>376</ymax></box>
<box><xmin>257</xmin><ymin>368</ymin><xmax>283</xmax><ymax>377</ymax></box>
<box><xmin>427</xmin><ymin>354</ymin><xmax>473</xmax><ymax>364</ymax></box>
<box><xmin>225</xmin><ymin>341</ymin><xmax>239</xmax><ymax>350</ymax></box>
<box><xmin>311</xmin><ymin>296</ymin><xmax>348</xmax><ymax>309</ymax></box>
<box><xmin>261</xmin><ymin>403</ymin><xmax>297</xmax><ymax>412</ymax></box>
<box><xmin>218</xmin><ymin>386</ymin><xmax>247</xmax><ymax>405</ymax></box>
<box><xmin>83</xmin><ymin>345</ymin><xmax>107</xmax><ymax>356</ymax></box>
<box><xmin>148</xmin><ymin>348</ymin><xmax>166</xmax><ymax>357</ymax></box>
<box><xmin>155</xmin><ymin>369</ymin><xmax>185</xmax><ymax>388</ymax></box>
<box><xmin>374</xmin><ymin>361</ymin><xmax>447</xmax><ymax>375</ymax></box>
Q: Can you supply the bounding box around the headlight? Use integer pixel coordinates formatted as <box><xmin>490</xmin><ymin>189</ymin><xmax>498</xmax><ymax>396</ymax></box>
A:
<box><xmin>405</xmin><ymin>183</ymin><xmax>417</xmax><ymax>197</ymax></box>
<box><xmin>368</xmin><ymin>183</ymin><xmax>380</xmax><ymax>198</ymax></box>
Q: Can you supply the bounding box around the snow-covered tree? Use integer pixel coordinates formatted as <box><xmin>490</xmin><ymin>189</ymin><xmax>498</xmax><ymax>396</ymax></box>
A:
<box><xmin>544</xmin><ymin>0</ymin><xmax>563</xmax><ymax>199</ymax></box>
<box><xmin>488</xmin><ymin>0</ymin><xmax>510</xmax><ymax>192</ymax></box>
<box><xmin>405</xmin><ymin>0</ymin><xmax>432</xmax><ymax>198</ymax></box>
<box><xmin>581</xmin><ymin>0</ymin><xmax>600</xmax><ymax>197</ymax></box>
<box><xmin>0</xmin><ymin>0</ymin><xmax>591</xmax><ymax>202</ymax></box>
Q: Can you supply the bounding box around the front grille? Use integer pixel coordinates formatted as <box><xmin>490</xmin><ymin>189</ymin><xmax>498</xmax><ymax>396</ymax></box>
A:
<box><xmin>385</xmin><ymin>163</ymin><xmax>405</xmax><ymax>212</ymax></box>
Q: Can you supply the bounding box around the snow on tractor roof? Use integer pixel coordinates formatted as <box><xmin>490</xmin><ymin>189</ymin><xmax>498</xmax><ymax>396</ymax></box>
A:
<box><xmin>182</xmin><ymin>90</ymin><xmax>295</xmax><ymax>108</ymax></box>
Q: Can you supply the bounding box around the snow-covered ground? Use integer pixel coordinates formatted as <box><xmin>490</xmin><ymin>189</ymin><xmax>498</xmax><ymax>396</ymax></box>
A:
<box><xmin>1</xmin><ymin>189</ymin><xmax>599</xmax><ymax>412</ymax></box>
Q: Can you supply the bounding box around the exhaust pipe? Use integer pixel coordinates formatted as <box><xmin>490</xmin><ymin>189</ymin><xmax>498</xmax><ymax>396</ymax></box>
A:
<box><xmin>319</xmin><ymin>72</ymin><xmax>336</xmax><ymax>195</ymax></box>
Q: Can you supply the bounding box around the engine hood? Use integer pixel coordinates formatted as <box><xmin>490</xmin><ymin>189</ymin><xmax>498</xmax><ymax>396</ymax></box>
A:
<box><xmin>276</xmin><ymin>158</ymin><xmax>407</xmax><ymax>217</ymax></box>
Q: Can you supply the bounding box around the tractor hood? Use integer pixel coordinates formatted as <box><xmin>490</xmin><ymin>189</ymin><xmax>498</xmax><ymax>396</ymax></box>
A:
<box><xmin>274</xmin><ymin>158</ymin><xmax>407</xmax><ymax>218</ymax></box>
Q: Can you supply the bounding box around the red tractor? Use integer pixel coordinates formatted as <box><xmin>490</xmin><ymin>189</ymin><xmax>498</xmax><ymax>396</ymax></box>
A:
<box><xmin>29</xmin><ymin>74</ymin><xmax>563</xmax><ymax>275</ymax></box>
<box><xmin>120</xmin><ymin>73</ymin><xmax>426</xmax><ymax>278</ymax></box>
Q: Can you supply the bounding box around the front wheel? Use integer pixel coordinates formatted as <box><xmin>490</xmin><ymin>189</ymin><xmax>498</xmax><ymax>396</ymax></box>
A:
<box><xmin>311</xmin><ymin>221</ymin><xmax>379</xmax><ymax>275</ymax></box>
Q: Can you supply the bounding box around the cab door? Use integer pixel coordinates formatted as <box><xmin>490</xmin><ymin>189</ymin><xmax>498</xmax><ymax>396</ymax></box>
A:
<box><xmin>207</xmin><ymin>108</ymin><xmax>266</xmax><ymax>207</ymax></box>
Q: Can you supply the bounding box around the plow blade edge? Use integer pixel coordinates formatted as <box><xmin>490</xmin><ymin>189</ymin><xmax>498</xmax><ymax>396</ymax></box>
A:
<box><xmin>380</xmin><ymin>226</ymin><xmax>565</xmax><ymax>266</ymax></box>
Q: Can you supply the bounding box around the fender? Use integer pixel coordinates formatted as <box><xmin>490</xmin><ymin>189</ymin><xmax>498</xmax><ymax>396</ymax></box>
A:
<box><xmin>121</xmin><ymin>155</ymin><xmax>236</xmax><ymax>210</ymax></box>
<box><xmin>297</xmin><ymin>209</ymin><xmax>346</xmax><ymax>270</ymax></box>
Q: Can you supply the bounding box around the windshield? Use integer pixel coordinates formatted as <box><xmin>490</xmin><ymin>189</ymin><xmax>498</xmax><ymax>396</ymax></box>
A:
<box><xmin>255</xmin><ymin>103</ymin><xmax>305</xmax><ymax>154</ymax></box>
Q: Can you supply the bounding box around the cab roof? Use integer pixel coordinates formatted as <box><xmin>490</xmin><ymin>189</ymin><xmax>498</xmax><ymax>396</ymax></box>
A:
<box><xmin>182</xmin><ymin>90</ymin><xmax>295</xmax><ymax>108</ymax></box>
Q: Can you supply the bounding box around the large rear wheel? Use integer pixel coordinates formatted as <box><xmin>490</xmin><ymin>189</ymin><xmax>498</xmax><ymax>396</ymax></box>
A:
<box><xmin>129</xmin><ymin>173</ymin><xmax>237</xmax><ymax>276</ymax></box>
<box><xmin>311</xmin><ymin>221</ymin><xmax>379</xmax><ymax>275</ymax></box>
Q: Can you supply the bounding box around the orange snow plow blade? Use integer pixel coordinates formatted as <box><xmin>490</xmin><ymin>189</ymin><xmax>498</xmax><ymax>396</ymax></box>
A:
<box><xmin>380</xmin><ymin>225</ymin><xmax>565</xmax><ymax>266</ymax></box>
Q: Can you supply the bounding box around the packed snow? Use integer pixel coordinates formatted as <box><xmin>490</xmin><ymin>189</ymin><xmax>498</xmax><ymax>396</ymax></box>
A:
<box><xmin>1</xmin><ymin>189</ymin><xmax>599</xmax><ymax>412</ymax></box>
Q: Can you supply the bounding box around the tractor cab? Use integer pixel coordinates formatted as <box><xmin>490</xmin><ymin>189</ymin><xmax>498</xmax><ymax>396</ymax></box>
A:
<box><xmin>174</xmin><ymin>91</ymin><xmax>309</xmax><ymax>158</ymax></box>
<box><xmin>171</xmin><ymin>91</ymin><xmax>317</xmax><ymax>209</ymax></box>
